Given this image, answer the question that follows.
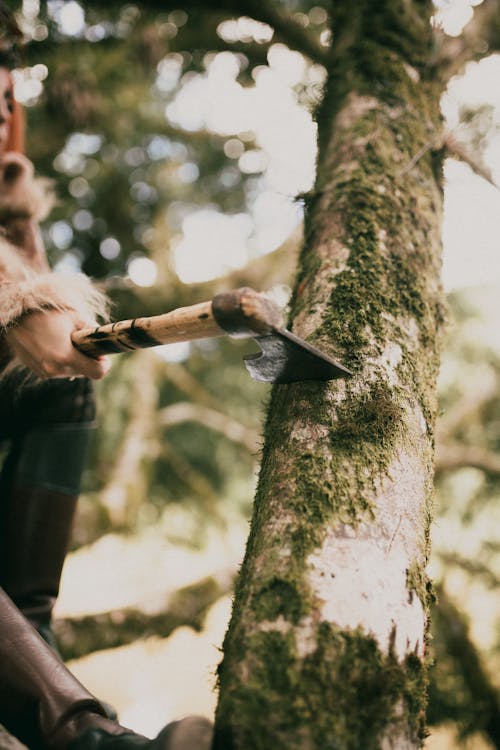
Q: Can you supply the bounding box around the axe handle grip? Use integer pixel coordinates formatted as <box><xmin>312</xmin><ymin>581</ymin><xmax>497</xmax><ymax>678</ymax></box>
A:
<box><xmin>71</xmin><ymin>287</ymin><xmax>283</xmax><ymax>358</ymax></box>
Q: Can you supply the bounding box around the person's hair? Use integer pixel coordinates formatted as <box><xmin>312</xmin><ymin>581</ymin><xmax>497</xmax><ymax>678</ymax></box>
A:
<box><xmin>0</xmin><ymin>2</ymin><xmax>25</xmax><ymax>153</ymax></box>
<box><xmin>4</xmin><ymin>71</ymin><xmax>25</xmax><ymax>153</ymax></box>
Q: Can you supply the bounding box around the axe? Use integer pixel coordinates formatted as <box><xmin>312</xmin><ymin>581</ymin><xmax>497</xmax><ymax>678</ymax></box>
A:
<box><xmin>71</xmin><ymin>287</ymin><xmax>352</xmax><ymax>384</ymax></box>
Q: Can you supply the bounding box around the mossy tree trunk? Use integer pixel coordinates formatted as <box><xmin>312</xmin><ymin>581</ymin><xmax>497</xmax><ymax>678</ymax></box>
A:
<box><xmin>213</xmin><ymin>2</ymin><xmax>445</xmax><ymax>748</ymax></box>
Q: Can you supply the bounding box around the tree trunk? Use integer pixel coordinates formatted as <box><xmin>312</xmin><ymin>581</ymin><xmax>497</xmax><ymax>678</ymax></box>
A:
<box><xmin>213</xmin><ymin>2</ymin><xmax>445</xmax><ymax>748</ymax></box>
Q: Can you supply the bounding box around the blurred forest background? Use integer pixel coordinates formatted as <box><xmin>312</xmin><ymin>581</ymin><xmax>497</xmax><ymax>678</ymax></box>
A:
<box><xmin>6</xmin><ymin>0</ymin><xmax>500</xmax><ymax>747</ymax></box>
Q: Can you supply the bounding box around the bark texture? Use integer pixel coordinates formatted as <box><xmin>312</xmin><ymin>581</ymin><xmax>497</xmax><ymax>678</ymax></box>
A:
<box><xmin>213</xmin><ymin>2</ymin><xmax>445</xmax><ymax>748</ymax></box>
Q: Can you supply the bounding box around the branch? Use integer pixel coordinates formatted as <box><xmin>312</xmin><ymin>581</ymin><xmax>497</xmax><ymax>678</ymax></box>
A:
<box><xmin>72</xmin><ymin>388</ymin><xmax>248</xmax><ymax>547</ymax></box>
<box><xmin>162</xmin><ymin>362</ymin><xmax>223</xmax><ymax>410</ymax></box>
<box><xmin>436</xmin><ymin>0</ymin><xmax>500</xmax><ymax>82</ymax></box>
<box><xmin>437</xmin><ymin>376</ymin><xmax>498</xmax><ymax>438</ymax></box>
<box><xmin>438</xmin><ymin>552</ymin><xmax>500</xmax><ymax>589</ymax></box>
<box><xmin>435</xmin><ymin>441</ymin><xmax>500</xmax><ymax>479</ymax></box>
<box><xmin>433</xmin><ymin>585</ymin><xmax>500</xmax><ymax>747</ymax></box>
<box><xmin>400</xmin><ymin>131</ymin><xmax>499</xmax><ymax>189</ymax></box>
<box><xmin>398</xmin><ymin>135</ymin><xmax>441</xmax><ymax>178</ymax></box>
<box><xmin>160</xmin><ymin>438</ymin><xmax>220</xmax><ymax>505</ymax></box>
<box><xmin>173</xmin><ymin>14</ymin><xmax>272</xmax><ymax>67</ymax></box>
<box><xmin>99</xmin><ymin>353</ymin><xmax>161</xmax><ymax>526</ymax></box>
<box><xmin>160</xmin><ymin>402</ymin><xmax>260</xmax><ymax>452</ymax></box>
<box><xmin>129</xmin><ymin>118</ymin><xmax>255</xmax><ymax>152</ymax></box>
<box><xmin>444</xmin><ymin>132</ymin><xmax>499</xmax><ymax>190</ymax></box>
<box><xmin>241</xmin><ymin>1</ymin><xmax>328</xmax><ymax>63</ymax></box>
<box><xmin>53</xmin><ymin>572</ymin><xmax>234</xmax><ymax>660</ymax></box>
<box><xmin>66</xmin><ymin>0</ymin><xmax>328</xmax><ymax>64</ymax></box>
<box><xmin>105</xmin><ymin>225</ymin><xmax>300</xmax><ymax>320</ymax></box>
<box><xmin>216</xmin><ymin>225</ymin><xmax>300</xmax><ymax>291</ymax></box>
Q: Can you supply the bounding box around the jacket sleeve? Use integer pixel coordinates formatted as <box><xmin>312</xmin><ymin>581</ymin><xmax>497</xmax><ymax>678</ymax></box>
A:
<box><xmin>0</xmin><ymin>242</ymin><xmax>109</xmax><ymax>329</ymax></box>
<box><xmin>0</xmin><ymin>155</ymin><xmax>109</xmax><ymax>330</ymax></box>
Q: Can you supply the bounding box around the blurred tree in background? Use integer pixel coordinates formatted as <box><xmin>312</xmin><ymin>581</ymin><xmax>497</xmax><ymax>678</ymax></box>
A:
<box><xmin>3</xmin><ymin>0</ymin><xmax>500</xmax><ymax>748</ymax></box>
<box><xmin>18</xmin><ymin>0</ymin><xmax>306</xmax><ymax>537</ymax></box>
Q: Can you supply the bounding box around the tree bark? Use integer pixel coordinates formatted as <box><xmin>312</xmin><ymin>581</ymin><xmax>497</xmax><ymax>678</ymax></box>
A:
<box><xmin>213</xmin><ymin>2</ymin><xmax>445</xmax><ymax>748</ymax></box>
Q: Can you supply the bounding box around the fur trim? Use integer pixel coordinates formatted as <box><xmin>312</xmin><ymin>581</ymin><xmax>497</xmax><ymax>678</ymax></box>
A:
<box><xmin>0</xmin><ymin>153</ymin><xmax>56</xmax><ymax>221</ymax></box>
<box><xmin>0</xmin><ymin>271</ymin><xmax>110</xmax><ymax>330</ymax></box>
<box><xmin>0</xmin><ymin>234</ymin><xmax>28</xmax><ymax>280</ymax></box>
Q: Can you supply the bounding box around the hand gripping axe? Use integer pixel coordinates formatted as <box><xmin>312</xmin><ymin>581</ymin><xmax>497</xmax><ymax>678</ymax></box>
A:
<box><xmin>71</xmin><ymin>287</ymin><xmax>352</xmax><ymax>384</ymax></box>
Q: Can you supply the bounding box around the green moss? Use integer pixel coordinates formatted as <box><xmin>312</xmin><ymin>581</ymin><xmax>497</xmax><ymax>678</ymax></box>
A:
<box><xmin>294</xmin><ymin>107</ymin><xmax>444</xmax><ymax>371</ymax></box>
<box><xmin>238</xmin><ymin>379</ymin><xmax>410</xmax><ymax>661</ymax></box>
<box><xmin>252</xmin><ymin>577</ymin><xmax>311</xmax><ymax>625</ymax></box>
<box><xmin>315</xmin><ymin>1</ymin><xmax>436</xmax><ymax>148</ymax></box>
<box><xmin>294</xmin><ymin>108</ymin><xmax>445</xmax><ymax>432</ymax></box>
<box><xmin>232</xmin><ymin>367</ymin><xmax>414</xmax><ymax>643</ymax></box>
<box><xmin>289</xmin><ymin>381</ymin><xmax>404</xmax><ymax>536</ymax></box>
<box><xmin>215</xmin><ymin>624</ymin><xmax>426</xmax><ymax>750</ymax></box>
<box><xmin>296</xmin><ymin>0</ymin><xmax>443</xmax><ymax>404</ymax></box>
<box><xmin>330</xmin><ymin>1</ymin><xmax>432</xmax><ymax>71</ymax></box>
<box><xmin>407</xmin><ymin>560</ymin><xmax>436</xmax><ymax>611</ymax></box>
<box><xmin>312</xmin><ymin>164</ymin><xmax>440</xmax><ymax>360</ymax></box>
<box><xmin>334</xmin><ymin>381</ymin><xmax>404</xmax><ymax>447</ymax></box>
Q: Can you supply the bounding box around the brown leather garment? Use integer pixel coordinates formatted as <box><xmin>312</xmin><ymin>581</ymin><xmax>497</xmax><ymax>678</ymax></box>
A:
<box><xmin>0</xmin><ymin>588</ymin><xmax>213</xmax><ymax>750</ymax></box>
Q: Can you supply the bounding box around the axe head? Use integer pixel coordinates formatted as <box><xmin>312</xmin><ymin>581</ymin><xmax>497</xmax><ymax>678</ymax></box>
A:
<box><xmin>244</xmin><ymin>329</ymin><xmax>353</xmax><ymax>384</ymax></box>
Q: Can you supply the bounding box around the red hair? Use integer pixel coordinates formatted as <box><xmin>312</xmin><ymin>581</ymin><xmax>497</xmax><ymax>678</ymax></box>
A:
<box><xmin>5</xmin><ymin>71</ymin><xmax>24</xmax><ymax>153</ymax></box>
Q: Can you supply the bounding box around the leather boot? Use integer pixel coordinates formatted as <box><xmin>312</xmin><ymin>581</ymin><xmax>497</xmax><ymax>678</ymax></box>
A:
<box><xmin>0</xmin><ymin>413</ymin><xmax>93</xmax><ymax>648</ymax></box>
<box><xmin>0</xmin><ymin>429</ymin><xmax>121</xmax><ymax>721</ymax></box>
<box><xmin>0</xmin><ymin>587</ymin><xmax>213</xmax><ymax>750</ymax></box>
<box><xmin>0</xmin><ymin>482</ymin><xmax>78</xmax><ymax>650</ymax></box>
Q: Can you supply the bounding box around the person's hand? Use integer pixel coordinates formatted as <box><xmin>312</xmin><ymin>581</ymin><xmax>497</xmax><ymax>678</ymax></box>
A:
<box><xmin>5</xmin><ymin>309</ymin><xmax>111</xmax><ymax>380</ymax></box>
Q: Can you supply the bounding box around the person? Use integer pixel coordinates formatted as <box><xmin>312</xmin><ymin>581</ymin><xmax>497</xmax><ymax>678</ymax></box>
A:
<box><xmin>0</xmin><ymin>10</ymin><xmax>212</xmax><ymax>750</ymax></box>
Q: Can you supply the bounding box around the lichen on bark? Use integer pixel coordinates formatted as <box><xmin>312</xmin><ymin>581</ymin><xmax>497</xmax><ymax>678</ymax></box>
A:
<box><xmin>213</xmin><ymin>2</ymin><xmax>445</xmax><ymax>748</ymax></box>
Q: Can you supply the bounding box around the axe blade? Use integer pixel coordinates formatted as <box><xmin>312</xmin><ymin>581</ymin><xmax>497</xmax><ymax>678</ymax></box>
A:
<box><xmin>72</xmin><ymin>287</ymin><xmax>353</xmax><ymax>384</ymax></box>
<box><xmin>243</xmin><ymin>329</ymin><xmax>353</xmax><ymax>384</ymax></box>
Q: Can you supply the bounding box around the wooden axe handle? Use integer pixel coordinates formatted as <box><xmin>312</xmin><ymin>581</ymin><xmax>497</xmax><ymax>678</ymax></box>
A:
<box><xmin>71</xmin><ymin>287</ymin><xmax>283</xmax><ymax>358</ymax></box>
